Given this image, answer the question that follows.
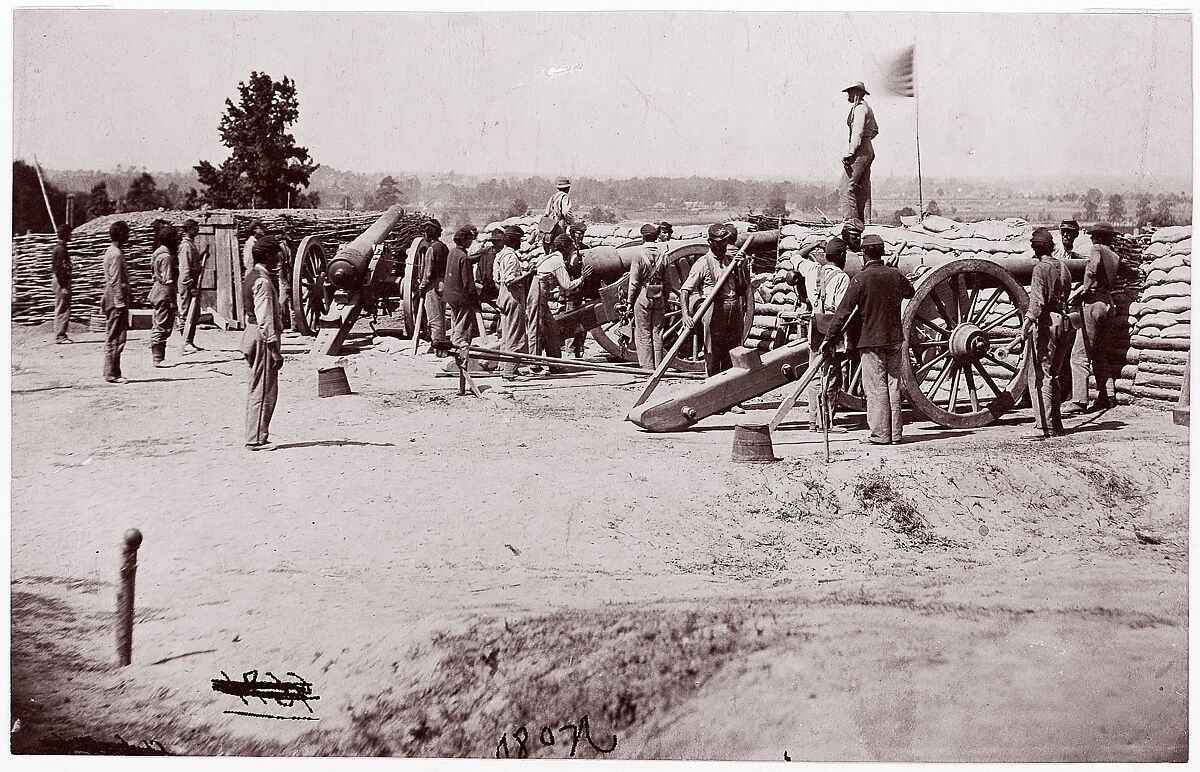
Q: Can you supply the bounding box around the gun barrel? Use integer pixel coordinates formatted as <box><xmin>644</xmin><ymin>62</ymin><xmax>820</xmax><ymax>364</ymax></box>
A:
<box><xmin>328</xmin><ymin>205</ymin><xmax>405</xmax><ymax>290</ymax></box>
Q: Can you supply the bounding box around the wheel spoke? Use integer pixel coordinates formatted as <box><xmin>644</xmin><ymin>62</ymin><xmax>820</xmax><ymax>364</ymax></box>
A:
<box><xmin>946</xmin><ymin>366</ymin><xmax>962</xmax><ymax>411</ymax></box>
<box><xmin>849</xmin><ymin>361</ymin><xmax>864</xmax><ymax>396</ymax></box>
<box><xmin>980</xmin><ymin>305</ymin><xmax>1021</xmax><ymax>333</ymax></box>
<box><xmin>915</xmin><ymin>350</ymin><xmax>952</xmax><ymax>379</ymax></box>
<box><xmin>915</xmin><ymin>315</ymin><xmax>951</xmax><ymax>338</ymax></box>
<box><xmin>930</xmin><ymin>292</ymin><xmax>956</xmax><ymax>329</ymax></box>
<box><xmin>963</xmin><ymin>363</ymin><xmax>980</xmax><ymax>412</ymax></box>
<box><xmin>974</xmin><ymin>359</ymin><xmax>1004</xmax><ymax>396</ymax></box>
<box><xmin>910</xmin><ymin>337</ymin><xmax>949</xmax><ymax>348</ymax></box>
<box><xmin>964</xmin><ymin>277</ymin><xmax>981</xmax><ymax>323</ymax></box>
<box><xmin>927</xmin><ymin>358</ymin><xmax>956</xmax><ymax>398</ymax></box>
<box><xmin>952</xmin><ymin>274</ymin><xmax>967</xmax><ymax>324</ymax></box>
<box><xmin>982</xmin><ymin>351</ymin><xmax>1019</xmax><ymax>374</ymax></box>
<box><xmin>970</xmin><ymin>288</ymin><xmax>1005</xmax><ymax>325</ymax></box>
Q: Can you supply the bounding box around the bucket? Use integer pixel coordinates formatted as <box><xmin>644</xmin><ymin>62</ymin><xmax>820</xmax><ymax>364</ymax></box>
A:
<box><xmin>317</xmin><ymin>366</ymin><xmax>352</xmax><ymax>398</ymax></box>
<box><xmin>731</xmin><ymin>421</ymin><xmax>777</xmax><ymax>463</ymax></box>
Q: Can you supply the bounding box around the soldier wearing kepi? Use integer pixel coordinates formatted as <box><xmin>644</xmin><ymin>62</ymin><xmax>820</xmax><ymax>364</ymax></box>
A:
<box><xmin>51</xmin><ymin>224</ymin><xmax>73</xmax><ymax>344</ymax></box>
<box><xmin>1063</xmin><ymin>222</ymin><xmax>1119</xmax><ymax>414</ymax></box>
<box><xmin>680</xmin><ymin>223</ymin><xmax>751</xmax><ymax>378</ymax></box>
<box><xmin>657</xmin><ymin>221</ymin><xmax>674</xmax><ymax>243</ymax></box>
<box><xmin>626</xmin><ymin>223</ymin><xmax>669</xmax><ymax>368</ymax></box>
<box><xmin>241</xmin><ymin>236</ymin><xmax>285</xmax><ymax>451</ymax></box>
<box><xmin>176</xmin><ymin>218</ymin><xmax>204</xmax><ymax>353</ymax></box>
<box><xmin>101</xmin><ymin>220</ymin><xmax>133</xmax><ymax>383</ymax></box>
<box><xmin>822</xmin><ymin>234</ymin><xmax>915</xmax><ymax>445</ymax></box>
<box><xmin>147</xmin><ymin>223</ymin><xmax>180</xmax><ymax>367</ymax></box>
<box><xmin>1020</xmin><ymin>227</ymin><xmax>1074</xmax><ymax>438</ymax></box>
<box><xmin>841</xmin><ymin>81</ymin><xmax>879</xmax><ymax>224</ymax></box>
<box><xmin>443</xmin><ymin>226</ymin><xmax>481</xmax><ymax>350</ymax></box>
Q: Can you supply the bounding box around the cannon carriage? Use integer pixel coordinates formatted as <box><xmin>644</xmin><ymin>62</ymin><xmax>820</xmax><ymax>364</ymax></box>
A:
<box><xmin>628</xmin><ymin>232</ymin><xmax>1091</xmax><ymax>432</ymax></box>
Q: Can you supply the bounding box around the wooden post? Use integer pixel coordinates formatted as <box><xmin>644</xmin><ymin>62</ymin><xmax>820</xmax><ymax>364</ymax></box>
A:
<box><xmin>116</xmin><ymin>529</ymin><xmax>143</xmax><ymax>666</ymax></box>
<box><xmin>65</xmin><ymin>194</ymin><xmax>75</xmax><ymax>228</ymax></box>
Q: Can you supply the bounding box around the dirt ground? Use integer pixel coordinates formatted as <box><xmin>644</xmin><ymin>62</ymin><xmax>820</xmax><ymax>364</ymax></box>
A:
<box><xmin>10</xmin><ymin>318</ymin><xmax>1189</xmax><ymax>761</ymax></box>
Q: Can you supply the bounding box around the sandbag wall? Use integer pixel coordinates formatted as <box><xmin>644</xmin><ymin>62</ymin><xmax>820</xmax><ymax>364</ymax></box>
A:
<box><xmin>11</xmin><ymin>208</ymin><xmax>430</xmax><ymax>327</ymax></box>
<box><xmin>1115</xmin><ymin>225</ymin><xmax>1191</xmax><ymax>409</ymax></box>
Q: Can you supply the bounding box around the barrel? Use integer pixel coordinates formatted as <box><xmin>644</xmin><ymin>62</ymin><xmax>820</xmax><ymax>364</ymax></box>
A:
<box><xmin>731</xmin><ymin>421</ymin><xmax>778</xmax><ymax>463</ymax></box>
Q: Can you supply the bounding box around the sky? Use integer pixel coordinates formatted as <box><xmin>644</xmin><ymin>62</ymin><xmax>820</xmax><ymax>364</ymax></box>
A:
<box><xmin>10</xmin><ymin>7</ymin><xmax>1193</xmax><ymax>186</ymax></box>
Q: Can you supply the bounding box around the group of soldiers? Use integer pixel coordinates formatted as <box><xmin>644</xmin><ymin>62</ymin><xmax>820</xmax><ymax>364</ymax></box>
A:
<box><xmin>50</xmin><ymin>216</ymin><xmax>292</xmax><ymax>451</ymax></box>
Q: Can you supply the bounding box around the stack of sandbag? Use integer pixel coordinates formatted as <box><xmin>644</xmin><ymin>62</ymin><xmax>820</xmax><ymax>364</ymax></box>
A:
<box><xmin>1115</xmin><ymin>226</ymin><xmax>1191</xmax><ymax>408</ymax></box>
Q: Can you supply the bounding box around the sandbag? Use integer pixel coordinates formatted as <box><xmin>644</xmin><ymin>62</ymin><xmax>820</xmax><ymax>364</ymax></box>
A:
<box><xmin>1132</xmin><ymin>334</ymin><xmax>1191</xmax><ymax>351</ymax></box>
<box><xmin>1143</xmin><ymin>298</ymin><xmax>1191</xmax><ymax>315</ymax></box>
<box><xmin>1147</xmin><ymin>254</ymin><xmax>1188</xmax><ymax>273</ymax></box>
<box><xmin>1151</xmin><ymin>226</ymin><xmax>1191</xmax><ymax>244</ymax></box>
<box><xmin>1139</xmin><ymin>360</ymin><xmax>1187</xmax><ymax>377</ymax></box>
<box><xmin>1139</xmin><ymin>349</ymin><xmax>1190</xmax><ymax>365</ymax></box>
<box><xmin>1167</xmin><ymin>238</ymin><xmax>1192</xmax><ymax>256</ymax></box>
<box><xmin>1134</xmin><ymin>371</ymin><xmax>1184</xmax><ymax>390</ymax></box>
<box><xmin>1161</xmin><ymin>324</ymin><xmax>1191</xmax><ymax>339</ymax></box>
<box><xmin>1142</xmin><ymin>282</ymin><xmax>1191</xmax><ymax>301</ymax></box>
<box><xmin>1144</xmin><ymin>242</ymin><xmax>1169</xmax><ymax>258</ymax></box>
<box><xmin>1131</xmin><ymin>384</ymin><xmax>1185</xmax><ymax>402</ymax></box>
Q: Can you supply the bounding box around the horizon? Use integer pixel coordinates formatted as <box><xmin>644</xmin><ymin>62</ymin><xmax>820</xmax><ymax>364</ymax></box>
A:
<box><xmin>13</xmin><ymin>9</ymin><xmax>1193</xmax><ymax>188</ymax></box>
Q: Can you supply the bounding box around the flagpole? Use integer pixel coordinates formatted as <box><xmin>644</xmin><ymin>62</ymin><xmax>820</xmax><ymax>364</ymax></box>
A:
<box><xmin>916</xmin><ymin>91</ymin><xmax>924</xmax><ymax>218</ymax></box>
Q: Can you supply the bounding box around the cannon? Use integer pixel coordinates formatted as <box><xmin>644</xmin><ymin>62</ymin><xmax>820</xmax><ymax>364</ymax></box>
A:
<box><xmin>628</xmin><ymin>242</ymin><xmax>1091</xmax><ymax>432</ymax></box>
<box><xmin>291</xmin><ymin>205</ymin><xmax>408</xmax><ymax>356</ymax></box>
<box><xmin>554</xmin><ymin>231</ymin><xmax>777</xmax><ymax>372</ymax></box>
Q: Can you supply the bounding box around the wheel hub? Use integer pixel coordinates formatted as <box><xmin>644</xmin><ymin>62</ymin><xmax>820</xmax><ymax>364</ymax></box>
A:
<box><xmin>949</xmin><ymin>322</ymin><xmax>988</xmax><ymax>361</ymax></box>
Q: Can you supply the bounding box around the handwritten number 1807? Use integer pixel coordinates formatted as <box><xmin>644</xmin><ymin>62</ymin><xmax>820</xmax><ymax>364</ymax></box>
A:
<box><xmin>496</xmin><ymin>715</ymin><xmax>617</xmax><ymax>758</ymax></box>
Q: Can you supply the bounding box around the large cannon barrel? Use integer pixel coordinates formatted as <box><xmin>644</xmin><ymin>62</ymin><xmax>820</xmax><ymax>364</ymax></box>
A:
<box><xmin>327</xmin><ymin>205</ymin><xmax>404</xmax><ymax>290</ymax></box>
<box><xmin>579</xmin><ymin>244</ymin><xmax>648</xmax><ymax>284</ymax></box>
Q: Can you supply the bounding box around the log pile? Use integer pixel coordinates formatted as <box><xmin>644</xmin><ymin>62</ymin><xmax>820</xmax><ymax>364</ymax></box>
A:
<box><xmin>1114</xmin><ymin>225</ymin><xmax>1191</xmax><ymax>409</ymax></box>
<box><xmin>12</xmin><ymin>208</ymin><xmax>432</xmax><ymax>326</ymax></box>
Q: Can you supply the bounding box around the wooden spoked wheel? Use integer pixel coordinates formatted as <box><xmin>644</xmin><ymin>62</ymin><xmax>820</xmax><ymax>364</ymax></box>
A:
<box><xmin>291</xmin><ymin>235</ymin><xmax>330</xmax><ymax>336</ymax></box>
<box><xmin>398</xmin><ymin>236</ymin><xmax>425</xmax><ymax>336</ymax></box>
<box><xmin>900</xmin><ymin>258</ymin><xmax>1032</xmax><ymax>429</ymax></box>
<box><xmin>588</xmin><ymin>243</ymin><xmax>755</xmax><ymax>373</ymax></box>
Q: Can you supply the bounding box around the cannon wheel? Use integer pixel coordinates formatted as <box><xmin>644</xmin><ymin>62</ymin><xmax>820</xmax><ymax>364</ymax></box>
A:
<box><xmin>399</xmin><ymin>235</ymin><xmax>424</xmax><ymax>336</ymax></box>
<box><xmin>291</xmin><ymin>235</ymin><xmax>330</xmax><ymax>336</ymax></box>
<box><xmin>589</xmin><ymin>243</ymin><xmax>755</xmax><ymax>373</ymax></box>
<box><xmin>900</xmin><ymin>258</ymin><xmax>1032</xmax><ymax>429</ymax></box>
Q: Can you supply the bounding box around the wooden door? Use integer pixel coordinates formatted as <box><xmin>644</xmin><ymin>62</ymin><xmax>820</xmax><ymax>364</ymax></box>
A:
<box><xmin>194</xmin><ymin>213</ymin><xmax>243</xmax><ymax>329</ymax></box>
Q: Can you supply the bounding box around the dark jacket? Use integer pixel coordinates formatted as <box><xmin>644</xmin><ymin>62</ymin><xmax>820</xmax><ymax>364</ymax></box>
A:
<box><xmin>476</xmin><ymin>246</ymin><xmax>498</xmax><ymax>302</ymax></box>
<box><xmin>825</xmin><ymin>260</ymin><xmax>915</xmax><ymax>350</ymax></box>
<box><xmin>51</xmin><ymin>241</ymin><xmax>71</xmax><ymax>290</ymax></box>
<box><xmin>442</xmin><ymin>246</ymin><xmax>479</xmax><ymax>308</ymax></box>
<box><xmin>416</xmin><ymin>238</ymin><xmax>448</xmax><ymax>291</ymax></box>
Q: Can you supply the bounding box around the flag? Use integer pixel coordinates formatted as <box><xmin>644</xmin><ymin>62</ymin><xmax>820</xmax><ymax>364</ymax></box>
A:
<box><xmin>886</xmin><ymin>44</ymin><xmax>916</xmax><ymax>97</ymax></box>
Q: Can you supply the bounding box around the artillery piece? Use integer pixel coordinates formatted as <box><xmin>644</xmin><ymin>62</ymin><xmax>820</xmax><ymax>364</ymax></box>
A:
<box><xmin>628</xmin><ymin>235</ymin><xmax>1090</xmax><ymax>432</ymax></box>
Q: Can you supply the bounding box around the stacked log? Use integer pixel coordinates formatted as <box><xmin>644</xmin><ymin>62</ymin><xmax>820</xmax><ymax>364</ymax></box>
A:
<box><xmin>12</xmin><ymin>208</ymin><xmax>432</xmax><ymax>326</ymax></box>
<box><xmin>1114</xmin><ymin>226</ymin><xmax>1191</xmax><ymax>409</ymax></box>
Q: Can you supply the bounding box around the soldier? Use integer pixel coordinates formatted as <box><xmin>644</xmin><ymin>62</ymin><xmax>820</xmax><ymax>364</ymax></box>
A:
<box><xmin>51</xmin><ymin>224</ymin><xmax>72</xmax><ymax>344</ymax></box>
<box><xmin>415</xmin><ymin>219</ymin><xmax>449</xmax><ymax>355</ymax></box>
<box><xmin>540</xmin><ymin>177</ymin><xmax>577</xmax><ymax>253</ymax></box>
<box><xmin>680</xmin><ymin>223</ymin><xmax>750</xmax><ymax>379</ymax></box>
<box><xmin>626</xmin><ymin>223</ymin><xmax>669</xmax><ymax>368</ymax></box>
<box><xmin>841</xmin><ymin>81</ymin><xmax>878</xmax><ymax>223</ymax></box>
<box><xmin>657</xmin><ymin>221</ymin><xmax>674</xmax><ymax>242</ymax></box>
<box><xmin>1020</xmin><ymin>227</ymin><xmax>1074</xmax><ymax>438</ymax></box>
<box><xmin>242</xmin><ymin>219</ymin><xmax>266</xmax><ymax>277</ymax></box>
<box><xmin>530</xmin><ymin>235</ymin><xmax>591</xmax><ymax>369</ymax></box>
<box><xmin>148</xmin><ymin>224</ymin><xmax>180</xmax><ymax>367</ymax></box>
<box><xmin>794</xmin><ymin>237</ymin><xmax>851</xmax><ymax>431</ymax></box>
<box><xmin>444</xmin><ymin>226</ymin><xmax>480</xmax><ymax>349</ymax></box>
<box><xmin>822</xmin><ymin>234</ymin><xmax>915</xmax><ymax>444</ymax></box>
<box><xmin>565</xmin><ymin>222</ymin><xmax>590</xmax><ymax>357</ymax></box>
<box><xmin>241</xmin><ymin>237</ymin><xmax>285</xmax><ymax>451</ymax></box>
<box><xmin>101</xmin><ymin>221</ymin><xmax>133</xmax><ymax>383</ymax></box>
<box><xmin>1063</xmin><ymin>222</ymin><xmax>1119</xmax><ymax>414</ymax></box>
<box><xmin>493</xmin><ymin>226</ymin><xmax>533</xmax><ymax>380</ymax></box>
<box><xmin>176</xmin><ymin>218</ymin><xmax>204</xmax><ymax>354</ymax></box>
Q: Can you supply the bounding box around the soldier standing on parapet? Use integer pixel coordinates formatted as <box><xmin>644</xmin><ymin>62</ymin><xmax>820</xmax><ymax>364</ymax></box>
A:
<box><xmin>1021</xmin><ymin>227</ymin><xmax>1073</xmax><ymax>439</ymax></box>
<box><xmin>176</xmin><ymin>219</ymin><xmax>204</xmax><ymax>354</ymax></box>
<box><xmin>841</xmin><ymin>81</ymin><xmax>878</xmax><ymax>224</ymax></box>
<box><xmin>241</xmin><ymin>237</ymin><xmax>285</xmax><ymax>451</ymax></box>
<box><xmin>540</xmin><ymin>177</ymin><xmax>578</xmax><ymax>254</ymax></box>
<box><xmin>101</xmin><ymin>221</ymin><xmax>133</xmax><ymax>384</ymax></box>
<box><xmin>148</xmin><ymin>224</ymin><xmax>180</xmax><ymax>368</ymax></box>
<box><xmin>51</xmin><ymin>224</ymin><xmax>73</xmax><ymax>344</ymax></box>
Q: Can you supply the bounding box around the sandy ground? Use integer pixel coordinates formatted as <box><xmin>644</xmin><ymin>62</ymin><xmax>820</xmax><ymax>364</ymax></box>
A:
<box><xmin>10</xmin><ymin>318</ymin><xmax>1189</xmax><ymax>760</ymax></box>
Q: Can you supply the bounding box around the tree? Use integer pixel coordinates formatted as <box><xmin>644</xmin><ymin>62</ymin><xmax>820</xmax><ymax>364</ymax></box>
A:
<box><xmin>890</xmin><ymin>206</ymin><xmax>917</xmax><ymax>225</ymax></box>
<box><xmin>1134</xmin><ymin>195</ymin><xmax>1154</xmax><ymax>227</ymax></box>
<box><xmin>926</xmin><ymin>199</ymin><xmax>941</xmax><ymax>216</ymax></box>
<box><xmin>763</xmin><ymin>185</ymin><xmax>789</xmax><ymax>219</ymax></box>
<box><xmin>370</xmin><ymin>175</ymin><xmax>404</xmax><ymax>209</ymax></box>
<box><xmin>87</xmin><ymin>181</ymin><xmax>116</xmax><ymax>219</ymax></box>
<box><xmin>503</xmin><ymin>197</ymin><xmax>529</xmax><ymax>218</ymax></box>
<box><xmin>12</xmin><ymin>160</ymin><xmax>64</xmax><ymax>233</ymax></box>
<box><xmin>195</xmin><ymin>71</ymin><xmax>319</xmax><ymax>208</ymax></box>
<box><xmin>1106</xmin><ymin>194</ymin><xmax>1126</xmax><ymax>224</ymax></box>
<box><xmin>1082</xmin><ymin>188</ymin><xmax>1102</xmax><ymax>220</ymax></box>
<box><xmin>181</xmin><ymin>187</ymin><xmax>202</xmax><ymax>210</ymax></box>
<box><xmin>1153</xmin><ymin>198</ymin><xmax>1175</xmax><ymax>227</ymax></box>
<box><xmin>121</xmin><ymin>172</ymin><xmax>167</xmax><ymax>212</ymax></box>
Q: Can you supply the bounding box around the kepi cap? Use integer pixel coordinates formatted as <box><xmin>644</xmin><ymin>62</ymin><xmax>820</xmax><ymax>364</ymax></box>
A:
<box><xmin>842</xmin><ymin>218</ymin><xmax>864</xmax><ymax>233</ymax></box>
<box><xmin>1031</xmin><ymin>227</ymin><xmax>1055</xmax><ymax>245</ymax></box>
<box><xmin>552</xmin><ymin>235</ymin><xmax>574</xmax><ymax>251</ymax></box>
<box><xmin>707</xmin><ymin>223</ymin><xmax>732</xmax><ymax>242</ymax></box>
<box><xmin>1088</xmin><ymin>222</ymin><xmax>1119</xmax><ymax>237</ymax></box>
<box><xmin>1060</xmin><ymin>219</ymin><xmax>1080</xmax><ymax>232</ymax></box>
<box><xmin>487</xmin><ymin>228</ymin><xmax>506</xmax><ymax>243</ymax></box>
<box><xmin>640</xmin><ymin>223</ymin><xmax>660</xmax><ymax>239</ymax></box>
<box><xmin>861</xmin><ymin>234</ymin><xmax>885</xmax><ymax>248</ymax></box>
